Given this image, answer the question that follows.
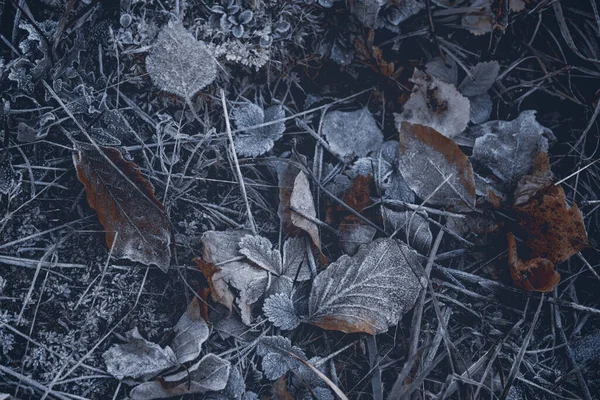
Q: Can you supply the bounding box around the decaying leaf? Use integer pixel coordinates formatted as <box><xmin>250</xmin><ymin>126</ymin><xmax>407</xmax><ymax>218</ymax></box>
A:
<box><xmin>381</xmin><ymin>207</ymin><xmax>432</xmax><ymax>254</ymax></box>
<box><xmin>396</xmin><ymin>121</ymin><xmax>476</xmax><ymax>211</ymax></box>
<box><xmin>73</xmin><ymin>143</ymin><xmax>171</xmax><ymax>271</ymax></box>
<box><xmin>338</xmin><ymin>174</ymin><xmax>378</xmax><ymax>255</ymax></box>
<box><xmin>507</xmin><ymin>233</ymin><xmax>560</xmax><ymax>292</ymax></box>
<box><xmin>308</xmin><ymin>238</ymin><xmax>425</xmax><ymax>334</ymax></box>
<box><xmin>290</xmin><ymin>171</ymin><xmax>321</xmax><ymax>249</ymax></box>
<box><xmin>232</xmin><ymin>103</ymin><xmax>286</xmax><ymax>157</ymax></box>
<box><xmin>103</xmin><ymin>327</ymin><xmax>177</xmax><ymax>381</ymax></box>
<box><xmin>470</xmin><ymin>110</ymin><xmax>552</xmax><ymax>187</ymax></box>
<box><xmin>272</xmin><ymin>376</ymin><xmax>295</xmax><ymax>400</ymax></box>
<box><xmin>171</xmin><ymin>297</ymin><xmax>210</xmax><ymax>364</ymax></box>
<box><xmin>130</xmin><ymin>354</ymin><xmax>231</xmax><ymax>399</ymax></box>
<box><xmin>257</xmin><ymin>335</ymin><xmax>306</xmax><ymax>380</ymax></box>
<box><xmin>322</xmin><ymin>108</ymin><xmax>384</xmax><ymax>158</ymax></box>
<box><xmin>197</xmin><ymin>230</ymin><xmax>269</xmax><ymax>325</ymax></box>
<box><xmin>398</xmin><ymin>69</ymin><xmax>470</xmax><ymax>138</ymax></box>
<box><xmin>146</xmin><ymin>22</ymin><xmax>217</xmax><ymax>100</ymax></box>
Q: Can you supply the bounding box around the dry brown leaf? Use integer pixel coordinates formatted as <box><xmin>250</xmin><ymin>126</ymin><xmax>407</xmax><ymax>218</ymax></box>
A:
<box><xmin>73</xmin><ymin>143</ymin><xmax>171</xmax><ymax>271</ymax></box>
<box><xmin>397</xmin><ymin>122</ymin><xmax>476</xmax><ymax>211</ymax></box>
<box><xmin>338</xmin><ymin>174</ymin><xmax>378</xmax><ymax>254</ymax></box>
<box><xmin>507</xmin><ymin>233</ymin><xmax>560</xmax><ymax>292</ymax></box>
<box><xmin>272</xmin><ymin>376</ymin><xmax>294</xmax><ymax>400</ymax></box>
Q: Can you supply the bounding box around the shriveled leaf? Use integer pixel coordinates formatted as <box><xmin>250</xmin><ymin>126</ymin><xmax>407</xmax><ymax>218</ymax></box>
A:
<box><xmin>290</xmin><ymin>171</ymin><xmax>321</xmax><ymax>249</ymax></box>
<box><xmin>198</xmin><ymin>230</ymin><xmax>269</xmax><ymax>325</ymax></box>
<box><xmin>382</xmin><ymin>207</ymin><xmax>432</xmax><ymax>254</ymax></box>
<box><xmin>322</xmin><ymin>108</ymin><xmax>384</xmax><ymax>158</ymax></box>
<box><xmin>396</xmin><ymin>121</ymin><xmax>476</xmax><ymax>211</ymax></box>
<box><xmin>263</xmin><ymin>293</ymin><xmax>301</xmax><ymax>330</ymax></box>
<box><xmin>233</xmin><ymin>104</ymin><xmax>286</xmax><ymax>157</ymax></box>
<box><xmin>257</xmin><ymin>336</ymin><xmax>306</xmax><ymax>380</ymax></box>
<box><xmin>146</xmin><ymin>22</ymin><xmax>216</xmax><ymax>100</ymax></box>
<box><xmin>130</xmin><ymin>354</ymin><xmax>231</xmax><ymax>399</ymax></box>
<box><xmin>507</xmin><ymin>233</ymin><xmax>560</xmax><ymax>292</ymax></box>
<box><xmin>73</xmin><ymin>143</ymin><xmax>171</xmax><ymax>271</ymax></box>
<box><xmin>308</xmin><ymin>238</ymin><xmax>425</xmax><ymax>334</ymax></box>
<box><xmin>239</xmin><ymin>234</ymin><xmax>282</xmax><ymax>275</ymax></box>
<box><xmin>458</xmin><ymin>61</ymin><xmax>500</xmax><ymax>97</ymax></box>
<box><xmin>398</xmin><ymin>69</ymin><xmax>470</xmax><ymax>138</ymax></box>
<box><xmin>172</xmin><ymin>297</ymin><xmax>210</xmax><ymax>364</ymax></box>
<box><xmin>103</xmin><ymin>327</ymin><xmax>177</xmax><ymax>381</ymax></box>
<box><xmin>471</xmin><ymin>110</ymin><xmax>552</xmax><ymax>187</ymax></box>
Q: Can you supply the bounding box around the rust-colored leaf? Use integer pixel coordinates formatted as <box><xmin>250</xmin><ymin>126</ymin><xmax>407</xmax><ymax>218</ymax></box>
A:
<box><xmin>193</xmin><ymin>258</ymin><xmax>234</xmax><ymax>313</ymax></box>
<box><xmin>507</xmin><ymin>233</ymin><xmax>560</xmax><ymax>292</ymax></box>
<box><xmin>337</xmin><ymin>174</ymin><xmax>378</xmax><ymax>254</ymax></box>
<box><xmin>73</xmin><ymin>143</ymin><xmax>171</xmax><ymax>271</ymax></box>
<box><xmin>272</xmin><ymin>376</ymin><xmax>294</xmax><ymax>400</ymax></box>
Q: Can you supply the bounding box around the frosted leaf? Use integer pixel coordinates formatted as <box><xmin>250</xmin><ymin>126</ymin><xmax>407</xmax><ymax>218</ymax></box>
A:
<box><xmin>211</xmin><ymin>307</ymin><xmax>256</xmax><ymax>342</ymax></box>
<box><xmin>281</xmin><ymin>236</ymin><xmax>312</xmax><ymax>281</ymax></box>
<box><xmin>233</xmin><ymin>103</ymin><xmax>285</xmax><ymax>157</ymax></box>
<box><xmin>340</xmin><ymin>224</ymin><xmax>377</xmax><ymax>255</ymax></box>
<box><xmin>458</xmin><ymin>61</ymin><xmax>500</xmax><ymax>97</ymax></box>
<box><xmin>469</xmin><ymin>94</ymin><xmax>493</xmax><ymax>124</ymax></box>
<box><xmin>398</xmin><ymin>69</ymin><xmax>470</xmax><ymax>138</ymax></box>
<box><xmin>146</xmin><ymin>22</ymin><xmax>217</xmax><ymax>100</ymax></box>
<box><xmin>200</xmin><ymin>230</ymin><xmax>269</xmax><ymax>325</ymax></box>
<box><xmin>257</xmin><ymin>336</ymin><xmax>306</xmax><ymax>380</ymax></box>
<box><xmin>322</xmin><ymin>108</ymin><xmax>384</xmax><ymax>158</ymax></box>
<box><xmin>308</xmin><ymin>238</ymin><xmax>425</xmax><ymax>334</ymax></box>
<box><xmin>470</xmin><ymin>111</ymin><xmax>551</xmax><ymax>187</ymax></box>
<box><xmin>462</xmin><ymin>0</ymin><xmax>493</xmax><ymax>36</ymax></box>
<box><xmin>103</xmin><ymin>327</ymin><xmax>177</xmax><ymax>381</ymax></box>
<box><xmin>290</xmin><ymin>171</ymin><xmax>321</xmax><ymax>249</ymax></box>
<box><xmin>0</xmin><ymin>152</ymin><xmax>17</xmax><ymax>195</ymax></box>
<box><xmin>211</xmin><ymin>366</ymin><xmax>246</xmax><ymax>400</ymax></box>
<box><xmin>239</xmin><ymin>235</ymin><xmax>282</xmax><ymax>275</ymax></box>
<box><xmin>572</xmin><ymin>333</ymin><xmax>600</xmax><ymax>365</ymax></box>
<box><xmin>395</xmin><ymin>120</ymin><xmax>476</xmax><ymax>211</ymax></box>
<box><xmin>172</xmin><ymin>297</ymin><xmax>209</xmax><ymax>364</ymax></box>
<box><xmin>307</xmin><ymin>387</ymin><xmax>334</xmax><ymax>400</ymax></box>
<box><xmin>351</xmin><ymin>0</ymin><xmax>387</xmax><ymax>28</ymax></box>
<box><xmin>130</xmin><ymin>354</ymin><xmax>231</xmax><ymax>399</ymax></box>
<box><xmin>263</xmin><ymin>293</ymin><xmax>301</xmax><ymax>330</ymax></box>
<box><xmin>425</xmin><ymin>57</ymin><xmax>458</xmax><ymax>85</ymax></box>
<box><xmin>243</xmin><ymin>392</ymin><xmax>259</xmax><ymax>400</ymax></box>
<box><xmin>382</xmin><ymin>207</ymin><xmax>432</xmax><ymax>254</ymax></box>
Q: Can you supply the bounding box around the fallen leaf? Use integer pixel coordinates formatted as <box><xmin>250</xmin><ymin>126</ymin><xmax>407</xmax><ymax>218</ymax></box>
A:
<box><xmin>308</xmin><ymin>238</ymin><xmax>425</xmax><ymax>334</ymax></box>
<box><xmin>73</xmin><ymin>143</ymin><xmax>171</xmax><ymax>271</ymax></box>
<box><xmin>197</xmin><ymin>230</ymin><xmax>269</xmax><ymax>325</ymax></box>
<box><xmin>507</xmin><ymin>233</ymin><xmax>560</xmax><ymax>292</ymax></box>
<box><xmin>322</xmin><ymin>108</ymin><xmax>384</xmax><ymax>158</ymax></box>
<box><xmin>232</xmin><ymin>103</ymin><xmax>286</xmax><ymax>157</ymax></box>
<box><xmin>458</xmin><ymin>61</ymin><xmax>500</xmax><ymax>97</ymax></box>
<box><xmin>272</xmin><ymin>376</ymin><xmax>295</xmax><ymax>400</ymax></box>
<box><xmin>263</xmin><ymin>293</ymin><xmax>301</xmax><ymax>330</ymax></box>
<box><xmin>130</xmin><ymin>354</ymin><xmax>230</xmax><ymax>399</ymax></box>
<box><xmin>381</xmin><ymin>206</ymin><xmax>432</xmax><ymax>254</ymax></box>
<box><xmin>513</xmin><ymin>152</ymin><xmax>553</xmax><ymax>206</ymax></box>
<box><xmin>146</xmin><ymin>22</ymin><xmax>217</xmax><ymax>100</ymax></box>
<box><xmin>290</xmin><ymin>171</ymin><xmax>321</xmax><ymax>249</ymax></box>
<box><xmin>171</xmin><ymin>297</ymin><xmax>210</xmax><ymax>364</ymax></box>
<box><xmin>257</xmin><ymin>335</ymin><xmax>306</xmax><ymax>380</ymax></box>
<box><xmin>398</xmin><ymin>69</ymin><xmax>470</xmax><ymax>138</ymax></box>
<box><xmin>103</xmin><ymin>327</ymin><xmax>177</xmax><ymax>381</ymax></box>
<box><xmin>396</xmin><ymin>121</ymin><xmax>476</xmax><ymax>211</ymax></box>
<box><xmin>0</xmin><ymin>150</ymin><xmax>17</xmax><ymax>195</ymax></box>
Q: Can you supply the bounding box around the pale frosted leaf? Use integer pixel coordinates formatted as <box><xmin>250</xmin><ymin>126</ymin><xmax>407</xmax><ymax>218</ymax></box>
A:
<box><xmin>340</xmin><ymin>224</ymin><xmax>377</xmax><ymax>255</ymax></box>
<box><xmin>308</xmin><ymin>238</ymin><xmax>425</xmax><ymax>334</ymax></box>
<box><xmin>382</xmin><ymin>207</ymin><xmax>432</xmax><ymax>254</ymax></box>
<box><xmin>469</xmin><ymin>93</ymin><xmax>493</xmax><ymax>124</ymax></box>
<box><xmin>471</xmin><ymin>110</ymin><xmax>551</xmax><ymax>187</ymax></box>
<box><xmin>239</xmin><ymin>235</ymin><xmax>282</xmax><ymax>275</ymax></box>
<box><xmin>290</xmin><ymin>171</ymin><xmax>321</xmax><ymax>249</ymax></box>
<box><xmin>263</xmin><ymin>293</ymin><xmax>301</xmax><ymax>330</ymax></box>
<box><xmin>395</xmin><ymin>121</ymin><xmax>476</xmax><ymax>211</ymax></box>
<box><xmin>257</xmin><ymin>336</ymin><xmax>306</xmax><ymax>380</ymax></box>
<box><xmin>351</xmin><ymin>0</ymin><xmax>386</xmax><ymax>28</ymax></box>
<box><xmin>103</xmin><ymin>327</ymin><xmax>177</xmax><ymax>381</ymax></box>
<box><xmin>210</xmin><ymin>366</ymin><xmax>245</xmax><ymax>400</ymax></box>
<box><xmin>0</xmin><ymin>152</ymin><xmax>17</xmax><ymax>195</ymax></box>
<box><xmin>425</xmin><ymin>57</ymin><xmax>458</xmax><ymax>85</ymax></box>
<box><xmin>322</xmin><ymin>108</ymin><xmax>384</xmax><ymax>157</ymax></box>
<box><xmin>146</xmin><ymin>22</ymin><xmax>216</xmax><ymax>100</ymax></box>
<box><xmin>200</xmin><ymin>230</ymin><xmax>269</xmax><ymax>325</ymax></box>
<box><xmin>458</xmin><ymin>61</ymin><xmax>500</xmax><ymax>97</ymax></box>
<box><xmin>233</xmin><ymin>104</ymin><xmax>285</xmax><ymax>157</ymax></box>
<box><xmin>130</xmin><ymin>354</ymin><xmax>230</xmax><ymax>399</ymax></box>
<box><xmin>398</xmin><ymin>69</ymin><xmax>470</xmax><ymax>138</ymax></box>
<box><xmin>172</xmin><ymin>297</ymin><xmax>209</xmax><ymax>364</ymax></box>
<box><xmin>281</xmin><ymin>236</ymin><xmax>312</xmax><ymax>281</ymax></box>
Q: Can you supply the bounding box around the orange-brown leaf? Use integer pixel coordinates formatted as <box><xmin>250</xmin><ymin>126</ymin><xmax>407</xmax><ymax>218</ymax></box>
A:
<box><xmin>73</xmin><ymin>143</ymin><xmax>171</xmax><ymax>271</ymax></box>
<box><xmin>193</xmin><ymin>258</ymin><xmax>234</xmax><ymax>312</ymax></box>
<box><xmin>507</xmin><ymin>233</ymin><xmax>560</xmax><ymax>292</ymax></box>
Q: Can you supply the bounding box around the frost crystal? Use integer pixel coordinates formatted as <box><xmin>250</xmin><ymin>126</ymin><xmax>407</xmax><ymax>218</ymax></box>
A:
<box><xmin>322</xmin><ymin>108</ymin><xmax>384</xmax><ymax>158</ymax></box>
<box><xmin>146</xmin><ymin>22</ymin><xmax>217</xmax><ymax>100</ymax></box>
<box><xmin>232</xmin><ymin>103</ymin><xmax>285</xmax><ymax>157</ymax></box>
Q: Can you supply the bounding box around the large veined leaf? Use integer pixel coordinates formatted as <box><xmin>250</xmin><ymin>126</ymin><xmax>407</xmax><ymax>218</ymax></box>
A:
<box><xmin>146</xmin><ymin>22</ymin><xmax>217</xmax><ymax>100</ymax></box>
<box><xmin>396</xmin><ymin>121</ymin><xmax>476</xmax><ymax>211</ymax></box>
<box><xmin>73</xmin><ymin>143</ymin><xmax>171</xmax><ymax>271</ymax></box>
<box><xmin>308</xmin><ymin>238</ymin><xmax>425</xmax><ymax>335</ymax></box>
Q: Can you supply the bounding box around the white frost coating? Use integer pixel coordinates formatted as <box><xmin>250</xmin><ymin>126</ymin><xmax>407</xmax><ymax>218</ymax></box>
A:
<box><xmin>399</xmin><ymin>69</ymin><xmax>470</xmax><ymax>138</ymax></box>
<box><xmin>171</xmin><ymin>299</ymin><xmax>210</xmax><ymax>365</ymax></box>
<box><xmin>102</xmin><ymin>327</ymin><xmax>177</xmax><ymax>381</ymax></box>
<box><xmin>232</xmin><ymin>103</ymin><xmax>286</xmax><ymax>157</ymax></box>
<box><xmin>146</xmin><ymin>22</ymin><xmax>217</xmax><ymax>100</ymax></box>
<box><xmin>322</xmin><ymin>108</ymin><xmax>384</xmax><ymax>157</ymax></box>
<box><xmin>290</xmin><ymin>171</ymin><xmax>321</xmax><ymax>249</ymax></box>
<box><xmin>256</xmin><ymin>335</ymin><xmax>306</xmax><ymax>380</ymax></box>
<box><xmin>308</xmin><ymin>238</ymin><xmax>425</xmax><ymax>334</ymax></box>
<box><xmin>263</xmin><ymin>293</ymin><xmax>301</xmax><ymax>330</ymax></box>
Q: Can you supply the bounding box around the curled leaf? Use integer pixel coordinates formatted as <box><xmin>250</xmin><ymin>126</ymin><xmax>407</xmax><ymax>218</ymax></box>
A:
<box><xmin>507</xmin><ymin>233</ymin><xmax>560</xmax><ymax>292</ymax></box>
<box><xmin>290</xmin><ymin>171</ymin><xmax>321</xmax><ymax>249</ymax></box>
<box><xmin>172</xmin><ymin>297</ymin><xmax>210</xmax><ymax>364</ymax></box>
